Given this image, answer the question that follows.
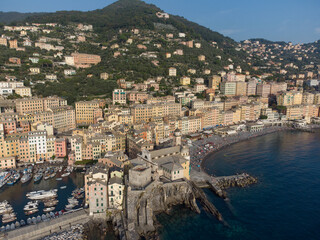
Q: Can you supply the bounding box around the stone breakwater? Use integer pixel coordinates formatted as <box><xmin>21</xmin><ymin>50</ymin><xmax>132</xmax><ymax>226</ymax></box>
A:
<box><xmin>214</xmin><ymin>173</ymin><xmax>258</xmax><ymax>189</ymax></box>
<box><xmin>191</xmin><ymin>169</ymin><xmax>258</xmax><ymax>199</ymax></box>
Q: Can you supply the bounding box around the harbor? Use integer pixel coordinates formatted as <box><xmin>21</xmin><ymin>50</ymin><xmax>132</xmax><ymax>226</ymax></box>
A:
<box><xmin>0</xmin><ymin>166</ymin><xmax>84</xmax><ymax>232</ymax></box>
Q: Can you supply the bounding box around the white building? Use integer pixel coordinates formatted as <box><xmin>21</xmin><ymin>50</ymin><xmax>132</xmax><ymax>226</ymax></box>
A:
<box><xmin>108</xmin><ymin>176</ymin><xmax>124</xmax><ymax>209</ymax></box>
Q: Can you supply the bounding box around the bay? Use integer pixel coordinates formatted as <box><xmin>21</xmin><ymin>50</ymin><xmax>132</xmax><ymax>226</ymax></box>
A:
<box><xmin>158</xmin><ymin>130</ymin><xmax>320</xmax><ymax>240</ymax></box>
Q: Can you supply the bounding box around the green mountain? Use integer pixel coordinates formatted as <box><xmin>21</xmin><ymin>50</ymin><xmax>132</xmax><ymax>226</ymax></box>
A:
<box><xmin>0</xmin><ymin>12</ymin><xmax>43</xmax><ymax>24</ymax></box>
<box><xmin>0</xmin><ymin>0</ymin><xmax>253</xmax><ymax>104</ymax></box>
<box><xmin>26</xmin><ymin>0</ymin><xmax>236</xmax><ymax>47</ymax></box>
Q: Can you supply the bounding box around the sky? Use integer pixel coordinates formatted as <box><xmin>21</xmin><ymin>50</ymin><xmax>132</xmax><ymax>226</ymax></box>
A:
<box><xmin>1</xmin><ymin>0</ymin><xmax>320</xmax><ymax>44</ymax></box>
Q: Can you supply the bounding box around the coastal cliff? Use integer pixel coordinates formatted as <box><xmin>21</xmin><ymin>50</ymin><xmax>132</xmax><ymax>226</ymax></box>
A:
<box><xmin>125</xmin><ymin>181</ymin><xmax>201</xmax><ymax>240</ymax></box>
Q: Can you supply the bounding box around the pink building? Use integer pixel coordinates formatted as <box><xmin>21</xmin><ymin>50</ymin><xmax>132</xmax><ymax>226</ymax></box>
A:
<box><xmin>19</xmin><ymin>138</ymin><xmax>31</xmax><ymax>163</ymax></box>
<box><xmin>18</xmin><ymin>121</ymin><xmax>30</xmax><ymax>133</ymax></box>
<box><xmin>54</xmin><ymin>138</ymin><xmax>67</xmax><ymax>158</ymax></box>
<box><xmin>127</xmin><ymin>92</ymin><xmax>148</xmax><ymax>103</ymax></box>
<box><xmin>68</xmin><ymin>151</ymin><xmax>75</xmax><ymax>165</ymax></box>
<box><xmin>1</xmin><ymin>120</ymin><xmax>17</xmax><ymax>135</ymax></box>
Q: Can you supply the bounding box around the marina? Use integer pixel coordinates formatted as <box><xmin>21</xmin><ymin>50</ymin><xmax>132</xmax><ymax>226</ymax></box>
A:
<box><xmin>0</xmin><ymin>167</ymin><xmax>84</xmax><ymax>230</ymax></box>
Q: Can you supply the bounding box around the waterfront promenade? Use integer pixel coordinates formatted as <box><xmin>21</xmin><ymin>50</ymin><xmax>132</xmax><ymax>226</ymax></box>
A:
<box><xmin>1</xmin><ymin>209</ymin><xmax>89</xmax><ymax>240</ymax></box>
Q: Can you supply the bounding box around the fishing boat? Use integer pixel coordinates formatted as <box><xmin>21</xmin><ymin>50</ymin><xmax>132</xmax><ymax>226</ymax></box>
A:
<box><xmin>60</xmin><ymin>186</ymin><xmax>67</xmax><ymax>189</ymax></box>
<box><xmin>56</xmin><ymin>178</ymin><xmax>62</xmax><ymax>181</ymax></box>
<box><xmin>21</xmin><ymin>173</ymin><xmax>32</xmax><ymax>184</ymax></box>
<box><xmin>33</xmin><ymin>172</ymin><xmax>43</xmax><ymax>183</ymax></box>
<box><xmin>0</xmin><ymin>172</ymin><xmax>11</xmax><ymax>188</ymax></box>
<box><xmin>44</xmin><ymin>171</ymin><xmax>51</xmax><ymax>180</ymax></box>
<box><xmin>7</xmin><ymin>173</ymin><xmax>20</xmax><ymax>185</ymax></box>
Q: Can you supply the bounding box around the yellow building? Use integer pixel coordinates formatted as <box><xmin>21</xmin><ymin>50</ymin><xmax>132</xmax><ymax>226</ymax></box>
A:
<box><xmin>180</xmin><ymin>76</ymin><xmax>191</xmax><ymax>86</ymax></box>
<box><xmin>208</xmin><ymin>75</ymin><xmax>221</xmax><ymax>89</ymax></box>
<box><xmin>15</xmin><ymin>87</ymin><xmax>32</xmax><ymax>97</ymax></box>
<box><xmin>75</xmin><ymin>100</ymin><xmax>103</xmax><ymax>126</ymax></box>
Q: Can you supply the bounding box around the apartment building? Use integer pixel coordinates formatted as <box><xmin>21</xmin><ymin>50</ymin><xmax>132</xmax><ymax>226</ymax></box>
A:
<box><xmin>168</xmin><ymin>67</ymin><xmax>177</xmax><ymax>77</ymax></box>
<box><xmin>15</xmin><ymin>97</ymin><xmax>67</xmax><ymax>115</ymax></box>
<box><xmin>112</xmin><ymin>89</ymin><xmax>126</xmax><ymax>105</ymax></box>
<box><xmin>75</xmin><ymin>100</ymin><xmax>103</xmax><ymax>126</ymax></box>
<box><xmin>236</xmin><ymin>82</ymin><xmax>247</xmax><ymax>96</ymax></box>
<box><xmin>131</xmin><ymin>103</ymin><xmax>181</xmax><ymax>123</ymax></box>
<box><xmin>85</xmin><ymin>164</ymin><xmax>109</xmax><ymax>215</ymax></box>
<box><xmin>256</xmin><ymin>83</ymin><xmax>271</xmax><ymax>98</ymax></box>
<box><xmin>108</xmin><ymin>176</ymin><xmax>124</xmax><ymax>209</ymax></box>
<box><xmin>220</xmin><ymin>82</ymin><xmax>236</xmax><ymax>96</ymax></box>
<box><xmin>15</xmin><ymin>87</ymin><xmax>32</xmax><ymax>97</ymax></box>
<box><xmin>208</xmin><ymin>75</ymin><xmax>221</xmax><ymax>89</ymax></box>
<box><xmin>65</xmin><ymin>53</ymin><xmax>101</xmax><ymax>68</ymax></box>
<box><xmin>49</xmin><ymin>106</ymin><xmax>76</xmax><ymax>132</ymax></box>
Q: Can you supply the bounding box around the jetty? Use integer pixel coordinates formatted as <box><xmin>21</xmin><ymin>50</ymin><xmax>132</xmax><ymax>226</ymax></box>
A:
<box><xmin>191</xmin><ymin>169</ymin><xmax>257</xmax><ymax>199</ymax></box>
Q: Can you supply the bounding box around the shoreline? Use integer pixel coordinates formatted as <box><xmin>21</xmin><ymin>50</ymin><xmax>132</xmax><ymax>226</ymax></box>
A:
<box><xmin>189</xmin><ymin>125</ymin><xmax>320</xmax><ymax>174</ymax></box>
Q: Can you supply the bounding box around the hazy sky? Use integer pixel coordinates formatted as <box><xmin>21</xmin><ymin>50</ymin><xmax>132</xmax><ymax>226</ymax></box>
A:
<box><xmin>1</xmin><ymin>0</ymin><xmax>320</xmax><ymax>44</ymax></box>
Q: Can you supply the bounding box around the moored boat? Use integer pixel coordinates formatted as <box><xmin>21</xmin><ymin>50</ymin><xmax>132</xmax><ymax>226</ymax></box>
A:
<box><xmin>7</xmin><ymin>173</ymin><xmax>20</xmax><ymax>186</ymax></box>
<box><xmin>61</xmin><ymin>172</ymin><xmax>70</xmax><ymax>178</ymax></box>
<box><xmin>43</xmin><ymin>207</ymin><xmax>55</xmax><ymax>213</ymax></box>
<box><xmin>21</xmin><ymin>173</ymin><xmax>32</xmax><ymax>184</ymax></box>
<box><xmin>26</xmin><ymin>189</ymin><xmax>57</xmax><ymax>200</ymax></box>
<box><xmin>33</xmin><ymin>173</ymin><xmax>43</xmax><ymax>183</ymax></box>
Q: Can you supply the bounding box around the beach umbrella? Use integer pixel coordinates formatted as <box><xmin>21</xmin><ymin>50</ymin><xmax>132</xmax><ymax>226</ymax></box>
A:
<box><xmin>27</xmin><ymin>218</ymin><xmax>32</xmax><ymax>225</ymax></box>
<box><xmin>41</xmin><ymin>214</ymin><xmax>46</xmax><ymax>220</ymax></box>
<box><xmin>46</xmin><ymin>213</ymin><xmax>50</xmax><ymax>219</ymax></box>
<box><xmin>0</xmin><ymin>226</ymin><xmax>5</xmax><ymax>232</ymax></box>
<box><xmin>20</xmin><ymin>220</ymin><xmax>26</xmax><ymax>226</ymax></box>
<box><xmin>5</xmin><ymin>225</ymin><xmax>10</xmax><ymax>231</ymax></box>
<box><xmin>31</xmin><ymin>217</ymin><xmax>36</xmax><ymax>224</ymax></box>
<box><xmin>36</xmin><ymin>215</ymin><xmax>41</xmax><ymax>222</ymax></box>
<box><xmin>50</xmin><ymin>212</ymin><xmax>54</xmax><ymax>217</ymax></box>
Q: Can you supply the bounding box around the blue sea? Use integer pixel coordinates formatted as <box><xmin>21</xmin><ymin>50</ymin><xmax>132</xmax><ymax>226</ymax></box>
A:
<box><xmin>157</xmin><ymin>130</ymin><xmax>320</xmax><ymax>240</ymax></box>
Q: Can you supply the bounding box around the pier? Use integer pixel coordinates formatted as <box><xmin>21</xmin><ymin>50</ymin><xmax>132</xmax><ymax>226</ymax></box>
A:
<box><xmin>191</xmin><ymin>169</ymin><xmax>257</xmax><ymax>199</ymax></box>
<box><xmin>0</xmin><ymin>209</ymin><xmax>89</xmax><ymax>240</ymax></box>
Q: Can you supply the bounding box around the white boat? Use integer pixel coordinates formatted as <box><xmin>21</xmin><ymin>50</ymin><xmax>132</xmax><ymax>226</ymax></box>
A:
<box><xmin>43</xmin><ymin>207</ymin><xmax>55</xmax><ymax>212</ymax></box>
<box><xmin>65</xmin><ymin>203</ymin><xmax>76</xmax><ymax>210</ymax></box>
<box><xmin>60</xmin><ymin>186</ymin><xmax>67</xmax><ymax>189</ymax></box>
<box><xmin>23</xmin><ymin>201</ymin><xmax>38</xmax><ymax>211</ymax></box>
<box><xmin>2</xmin><ymin>213</ymin><xmax>16</xmax><ymax>223</ymax></box>
<box><xmin>61</xmin><ymin>172</ymin><xmax>70</xmax><ymax>177</ymax></box>
<box><xmin>21</xmin><ymin>173</ymin><xmax>32</xmax><ymax>184</ymax></box>
<box><xmin>26</xmin><ymin>190</ymin><xmax>57</xmax><ymax>200</ymax></box>
<box><xmin>56</xmin><ymin>178</ymin><xmax>62</xmax><ymax>181</ymax></box>
<box><xmin>0</xmin><ymin>201</ymin><xmax>13</xmax><ymax>215</ymax></box>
